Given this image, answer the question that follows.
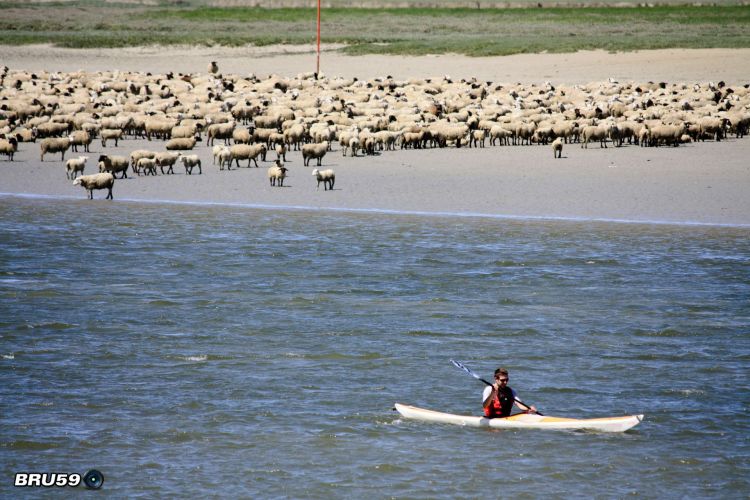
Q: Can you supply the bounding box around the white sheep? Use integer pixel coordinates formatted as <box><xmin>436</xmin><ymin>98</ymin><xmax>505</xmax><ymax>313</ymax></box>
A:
<box><xmin>65</xmin><ymin>156</ymin><xmax>88</xmax><ymax>179</ymax></box>
<box><xmin>68</xmin><ymin>130</ymin><xmax>92</xmax><ymax>153</ymax></box>
<box><xmin>165</xmin><ymin>137</ymin><xmax>197</xmax><ymax>150</ymax></box>
<box><xmin>312</xmin><ymin>168</ymin><xmax>335</xmax><ymax>191</ymax></box>
<box><xmin>302</xmin><ymin>141</ymin><xmax>329</xmax><ymax>166</ymax></box>
<box><xmin>552</xmin><ymin>137</ymin><xmax>563</xmax><ymax>158</ymax></box>
<box><xmin>268</xmin><ymin>160</ymin><xmax>288</xmax><ymax>187</ymax></box>
<box><xmin>100</xmin><ymin>128</ymin><xmax>123</xmax><ymax>147</ymax></box>
<box><xmin>40</xmin><ymin>137</ymin><xmax>71</xmax><ymax>161</ymax></box>
<box><xmin>73</xmin><ymin>172</ymin><xmax>115</xmax><ymax>200</ymax></box>
<box><xmin>217</xmin><ymin>148</ymin><xmax>233</xmax><ymax>171</ymax></box>
<box><xmin>136</xmin><ymin>157</ymin><xmax>157</xmax><ymax>176</ymax></box>
<box><xmin>275</xmin><ymin>143</ymin><xmax>287</xmax><ymax>162</ymax></box>
<box><xmin>154</xmin><ymin>151</ymin><xmax>180</xmax><ymax>175</ymax></box>
<box><xmin>229</xmin><ymin>143</ymin><xmax>266</xmax><ymax>168</ymax></box>
<box><xmin>178</xmin><ymin>153</ymin><xmax>202</xmax><ymax>175</ymax></box>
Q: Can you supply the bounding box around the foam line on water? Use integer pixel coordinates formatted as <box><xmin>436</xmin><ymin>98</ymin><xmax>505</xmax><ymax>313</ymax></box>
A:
<box><xmin>2</xmin><ymin>192</ymin><xmax>749</xmax><ymax>229</ymax></box>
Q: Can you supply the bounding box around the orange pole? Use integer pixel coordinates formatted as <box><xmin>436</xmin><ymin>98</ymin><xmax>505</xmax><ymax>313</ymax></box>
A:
<box><xmin>316</xmin><ymin>0</ymin><xmax>321</xmax><ymax>78</ymax></box>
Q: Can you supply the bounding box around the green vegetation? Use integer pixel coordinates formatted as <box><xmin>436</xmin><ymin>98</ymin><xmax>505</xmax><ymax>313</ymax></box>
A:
<box><xmin>0</xmin><ymin>3</ymin><xmax>749</xmax><ymax>55</ymax></box>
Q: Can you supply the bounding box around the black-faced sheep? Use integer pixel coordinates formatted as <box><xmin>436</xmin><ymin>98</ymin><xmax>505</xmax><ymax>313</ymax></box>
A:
<box><xmin>0</xmin><ymin>136</ymin><xmax>19</xmax><ymax>161</ymax></box>
<box><xmin>98</xmin><ymin>154</ymin><xmax>129</xmax><ymax>179</ymax></box>
<box><xmin>312</xmin><ymin>168</ymin><xmax>335</xmax><ymax>191</ymax></box>
<box><xmin>65</xmin><ymin>156</ymin><xmax>88</xmax><ymax>179</ymax></box>
<box><xmin>302</xmin><ymin>141</ymin><xmax>328</xmax><ymax>166</ymax></box>
<box><xmin>268</xmin><ymin>160</ymin><xmax>288</xmax><ymax>187</ymax></box>
<box><xmin>73</xmin><ymin>172</ymin><xmax>114</xmax><ymax>200</ymax></box>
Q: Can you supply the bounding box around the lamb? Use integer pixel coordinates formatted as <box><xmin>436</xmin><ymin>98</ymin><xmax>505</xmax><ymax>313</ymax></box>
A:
<box><xmin>40</xmin><ymin>137</ymin><xmax>71</xmax><ymax>161</ymax></box>
<box><xmin>65</xmin><ymin>156</ymin><xmax>88</xmax><ymax>179</ymax></box>
<box><xmin>0</xmin><ymin>136</ymin><xmax>19</xmax><ymax>161</ymax></box>
<box><xmin>178</xmin><ymin>153</ymin><xmax>202</xmax><ymax>175</ymax></box>
<box><xmin>73</xmin><ymin>172</ymin><xmax>114</xmax><ymax>200</ymax></box>
<box><xmin>98</xmin><ymin>154</ymin><xmax>130</xmax><ymax>178</ymax></box>
<box><xmin>302</xmin><ymin>141</ymin><xmax>329</xmax><ymax>166</ymax></box>
<box><xmin>217</xmin><ymin>148</ymin><xmax>233</xmax><ymax>171</ymax></box>
<box><xmin>130</xmin><ymin>149</ymin><xmax>156</xmax><ymax>171</ymax></box>
<box><xmin>312</xmin><ymin>168</ymin><xmax>335</xmax><ymax>191</ymax></box>
<box><xmin>268</xmin><ymin>160</ymin><xmax>289</xmax><ymax>187</ymax></box>
<box><xmin>136</xmin><ymin>157</ymin><xmax>157</xmax><ymax>176</ymax></box>
<box><xmin>552</xmin><ymin>137</ymin><xmax>563</xmax><ymax>158</ymax></box>
<box><xmin>100</xmin><ymin>128</ymin><xmax>123</xmax><ymax>147</ymax></box>
<box><xmin>229</xmin><ymin>143</ymin><xmax>266</xmax><ymax>168</ymax></box>
<box><xmin>68</xmin><ymin>130</ymin><xmax>92</xmax><ymax>153</ymax></box>
<box><xmin>165</xmin><ymin>137</ymin><xmax>197</xmax><ymax>150</ymax></box>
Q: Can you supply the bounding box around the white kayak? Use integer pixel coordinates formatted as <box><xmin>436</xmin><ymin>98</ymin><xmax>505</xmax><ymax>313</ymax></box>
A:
<box><xmin>394</xmin><ymin>403</ymin><xmax>643</xmax><ymax>433</ymax></box>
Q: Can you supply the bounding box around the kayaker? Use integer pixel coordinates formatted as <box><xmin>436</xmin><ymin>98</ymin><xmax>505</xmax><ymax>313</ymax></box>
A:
<box><xmin>482</xmin><ymin>368</ymin><xmax>537</xmax><ymax>418</ymax></box>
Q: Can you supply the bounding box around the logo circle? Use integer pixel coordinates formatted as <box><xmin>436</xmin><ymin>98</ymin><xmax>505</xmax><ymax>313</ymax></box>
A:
<box><xmin>83</xmin><ymin>469</ymin><xmax>104</xmax><ymax>489</ymax></box>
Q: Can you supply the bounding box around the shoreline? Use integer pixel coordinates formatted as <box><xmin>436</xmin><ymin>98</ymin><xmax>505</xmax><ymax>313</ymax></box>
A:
<box><xmin>3</xmin><ymin>192</ymin><xmax>750</xmax><ymax>228</ymax></box>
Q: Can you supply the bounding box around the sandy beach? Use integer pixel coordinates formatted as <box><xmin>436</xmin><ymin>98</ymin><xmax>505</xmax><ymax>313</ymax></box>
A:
<box><xmin>2</xmin><ymin>45</ymin><xmax>750</xmax><ymax>225</ymax></box>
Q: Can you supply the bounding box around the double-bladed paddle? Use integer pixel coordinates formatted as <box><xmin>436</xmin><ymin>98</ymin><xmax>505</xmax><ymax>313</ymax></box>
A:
<box><xmin>450</xmin><ymin>359</ymin><xmax>543</xmax><ymax>415</ymax></box>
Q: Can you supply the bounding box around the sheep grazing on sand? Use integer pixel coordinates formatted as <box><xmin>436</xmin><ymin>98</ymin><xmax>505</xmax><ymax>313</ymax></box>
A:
<box><xmin>268</xmin><ymin>160</ymin><xmax>288</xmax><ymax>187</ymax></box>
<box><xmin>98</xmin><ymin>154</ymin><xmax>129</xmax><ymax>179</ymax></box>
<box><xmin>0</xmin><ymin>136</ymin><xmax>19</xmax><ymax>161</ymax></box>
<box><xmin>312</xmin><ymin>168</ymin><xmax>335</xmax><ymax>191</ymax></box>
<box><xmin>178</xmin><ymin>153</ymin><xmax>202</xmax><ymax>175</ymax></box>
<box><xmin>73</xmin><ymin>172</ymin><xmax>114</xmax><ymax>200</ymax></box>
<box><xmin>65</xmin><ymin>156</ymin><xmax>88</xmax><ymax>179</ymax></box>
<box><xmin>552</xmin><ymin>137</ymin><xmax>563</xmax><ymax>159</ymax></box>
<box><xmin>40</xmin><ymin>137</ymin><xmax>71</xmax><ymax>161</ymax></box>
<box><xmin>302</xmin><ymin>141</ymin><xmax>328</xmax><ymax>166</ymax></box>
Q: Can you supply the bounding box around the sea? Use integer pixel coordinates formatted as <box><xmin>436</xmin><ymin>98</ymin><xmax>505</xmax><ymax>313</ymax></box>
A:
<box><xmin>1</xmin><ymin>195</ymin><xmax>748</xmax><ymax>498</ymax></box>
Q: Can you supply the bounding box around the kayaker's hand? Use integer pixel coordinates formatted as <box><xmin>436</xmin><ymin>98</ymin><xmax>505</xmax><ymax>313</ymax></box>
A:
<box><xmin>527</xmin><ymin>405</ymin><xmax>537</xmax><ymax>414</ymax></box>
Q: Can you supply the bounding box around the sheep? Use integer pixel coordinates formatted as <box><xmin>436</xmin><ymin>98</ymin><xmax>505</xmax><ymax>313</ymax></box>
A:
<box><xmin>65</xmin><ymin>156</ymin><xmax>88</xmax><ymax>179</ymax></box>
<box><xmin>69</xmin><ymin>130</ymin><xmax>92</xmax><ymax>153</ymax></box>
<box><xmin>581</xmin><ymin>125</ymin><xmax>608</xmax><ymax>149</ymax></box>
<box><xmin>552</xmin><ymin>137</ymin><xmax>563</xmax><ymax>158</ymax></box>
<box><xmin>40</xmin><ymin>137</ymin><xmax>71</xmax><ymax>161</ymax></box>
<box><xmin>0</xmin><ymin>136</ymin><xmax>19</xmax><ymax>161</ymax></box>
<box><xmin>312</xmin><ymin>168</ymin><xmax>335</xmax><ymax>191</ymax></box>
<box><xmin>469</xmin><ymin>129</ymin><xmax>486</xmax><ymax>148</ymax></box>
<box><xmin>100</xmin><ymin>128</ymin><xmax>123</xmax><ymax>148</ymax></box>
<box><xmin>208</xmin><ymin>61</ymin><xmax>218</xmax><ymax>74</ymax></box>
<box><xmin>154</xmin><ymin>151</ymin><xmax>180</xmax><ymax>175</ymax></box>
<box><xmin>206</xmin><ymin>121</ymin><xmax>235</xmax><ymax>146</ymax></box>
<box><xmin>136</xmin><ymin>157</ymin><xmax>157</xmax><ymax>176</ymax></box>
<box><xmin>217</xmin><ymin>148</ymin><xmax>233</xmax><ymax>171</ymax></box>
<box><xmin>73</xmin><ymin>172</ymin><xmax>114</xmax><ymax>200</ymax></box>
<box><xmin>165</xmin><ymin>137</ymin><xmax>197</xmax><ymax>150</ymax></box>
<box><xmin>98</xmin><ymin>154</ymin><xmax>129</xmax><ymax>179</ymax></box>
<box><xmin>229</xmin><ymin>144</ymin><xmax>266</xmax><ymax>168</ymax></box>
<box><xmin>178</xmin><ymin>153</ymin><xmax>202</xmax><ymax>175</ymax></box>
<box><xmin>232</xmin><ymin>127</ymin><xmax>253</xmax><ymax>144</ymax></box>
<box><xmin>302</xmin><ymin>141</ymin><xmax>329</xmax><ymax>166</ymax></box>
<box><xmin>268</xmin><ymin>160</ymin><xmax>289</xmax><ymax>187</ymax></box>
<box><xmin>275</xmin><ymin>143</ymin><xmax>287</xmax><ymax>162</ymax></box>
<box><xmin>130</xmin><ymin>149</ymin><xmax>156</xmax><ymax>172</ymax></box>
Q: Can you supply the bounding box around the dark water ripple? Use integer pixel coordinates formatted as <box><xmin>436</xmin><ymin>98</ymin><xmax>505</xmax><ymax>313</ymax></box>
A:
<box><xmin>0</xmin><ymin>197</ymin><xmax>749</xmax><ymax>497</ymax></box>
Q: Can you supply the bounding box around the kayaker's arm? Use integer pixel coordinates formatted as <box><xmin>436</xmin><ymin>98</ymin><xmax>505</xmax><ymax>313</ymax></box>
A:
<box><xmin>482</xmin><ymin>385</ymin><xmax>497</xmax><ymax>408</ymax></box>
<box><xmin>513</xmin><ymin>397</ymin><xmax>537</xmax><ymax>414</ymax></box>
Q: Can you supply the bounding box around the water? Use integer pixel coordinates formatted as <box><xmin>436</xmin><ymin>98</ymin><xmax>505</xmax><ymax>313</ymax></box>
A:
<box><xmin>1</xmin><ymin>196</ymin><xmax>748</xmax><ymax>498</ymax></box>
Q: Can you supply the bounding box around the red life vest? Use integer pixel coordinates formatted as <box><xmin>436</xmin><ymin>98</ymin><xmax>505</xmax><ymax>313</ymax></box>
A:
<box><xmin>484</xmin><ymin>386</ymin><xmax>515</xmax><ymax>418</ymax></box>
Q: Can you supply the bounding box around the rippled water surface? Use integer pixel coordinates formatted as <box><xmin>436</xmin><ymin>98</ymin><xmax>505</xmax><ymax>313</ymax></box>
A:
<box><xmin>1</xmin><ymin>197</ymin><xmax>748</xmax><ymax>497</ymax></box>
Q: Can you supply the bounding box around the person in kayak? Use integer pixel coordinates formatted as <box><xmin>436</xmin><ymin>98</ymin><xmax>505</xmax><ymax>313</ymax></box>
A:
<box><xmin>482</xmin><ymin>368</ymin><xmax>537</xmax><ymax>418</ymax></box>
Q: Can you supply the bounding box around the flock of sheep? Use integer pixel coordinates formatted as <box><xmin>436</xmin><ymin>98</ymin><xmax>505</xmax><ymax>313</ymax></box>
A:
<box><xmin>1</xmin><ymin>62</ymin><xmax>748</xmax><ymax>200</ymax></box>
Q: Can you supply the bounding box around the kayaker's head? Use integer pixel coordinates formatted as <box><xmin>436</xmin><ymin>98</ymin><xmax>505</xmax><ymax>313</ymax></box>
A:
<box><xmin>494</xmin><ymin>368</ymin><xmax>509</xmax><ymax>387</ymax></box>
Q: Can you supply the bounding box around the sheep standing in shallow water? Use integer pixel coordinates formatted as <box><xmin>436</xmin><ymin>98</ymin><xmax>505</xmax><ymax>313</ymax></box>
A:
<box><xmin>312</xmin><ymin>168</ymin><xmax>335</xmax><ymax>191</ymax></box>
<box><xmin>73</xmin><ymin>172</ymin><xmax>114</xmax><ymax>200</ymax></box>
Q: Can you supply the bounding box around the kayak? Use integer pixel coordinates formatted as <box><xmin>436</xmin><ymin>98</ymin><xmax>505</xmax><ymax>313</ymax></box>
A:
<box><xmin>394</xmin><ymin>403</ymin><xmax>643</xmax><ymax>433</ymax></box>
